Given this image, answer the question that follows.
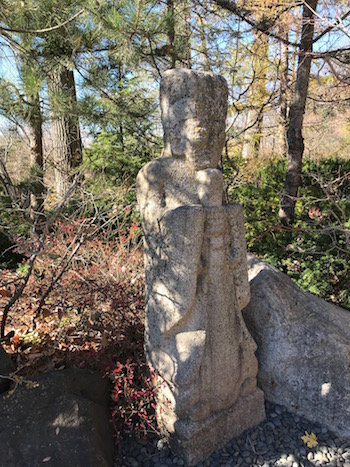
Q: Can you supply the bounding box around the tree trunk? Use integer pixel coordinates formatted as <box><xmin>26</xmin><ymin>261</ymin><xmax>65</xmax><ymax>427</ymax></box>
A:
<box><xmin>242</xmin><ymin>31</ymin><xmax>269</xmax><ymax>160</ymax></box>
<box><xmin>242</xmin><ymin>108</ymin><xmax>264</xmax><ymax>160</ymax></box>
<box><xmin>167</xmin><ymin>0</ymin><xmax>191</xmax><ymax>69</ymax></box>
<box><xmin>48</xmin><ymin>65</ymin><xmax>82</xmax><ymax>200</ymax></box>
<box><xmin>20</xmin><ymin>53</ymin><xmax>45</xmax><ymax>234</ymax></box>
<box><xmin>279</xmin><ymin>0</ymin><xmax>318</xmax><ymax>225</ymax></box>
<box><xmin>167</xmin><ymin>0</ymin><xmax>176</xmax><ymax>68</ymax></box>
<box><xmin>194</xmin><ymin>6</ymin><xmax>211</xmax><ymax>71</ymax></box>
<box><xmin>278</xmin><ymin>27</ymin><xmax>289</xmax><ymax>158</ymax></box>
<box><xmin>28</xmin><ymin>91</ymin><xmax>45</xmax><ymax>233</ymax></box>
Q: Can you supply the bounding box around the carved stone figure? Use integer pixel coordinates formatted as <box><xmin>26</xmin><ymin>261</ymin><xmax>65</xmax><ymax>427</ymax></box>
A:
<box><xmin>136</xmin><ymin>68</ymin><xmax>265</xmax><ymax>465</ymax></box>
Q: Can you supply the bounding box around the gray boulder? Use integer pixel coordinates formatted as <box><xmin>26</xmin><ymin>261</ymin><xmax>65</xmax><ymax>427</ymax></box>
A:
<box><xmin>243</xmin><ymin>254</ymin><xmax>350</xmax><ymax>438</ymax></box>
<box><xmin>0</xmin><ymin>343</ymin><xmax>15</xmax><ymax>393</ymax></box>
<box><xmin>0</xmin><ymin>368</ymin><xmax>114</xmax><ymax>467</ymax></box>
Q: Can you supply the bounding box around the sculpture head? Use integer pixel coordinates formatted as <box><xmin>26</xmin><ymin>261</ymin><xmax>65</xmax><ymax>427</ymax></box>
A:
<box><xmin>160</xmin><ymin>69</ymin><xmax>228</xmax><ymax>170</ymax></box>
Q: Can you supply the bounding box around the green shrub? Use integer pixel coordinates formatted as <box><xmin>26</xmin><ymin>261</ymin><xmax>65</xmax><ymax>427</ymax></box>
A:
<box><xmin>227</xmin><ymin>156</ymin><xmax>350</xmax><ymax>310</ymax></box>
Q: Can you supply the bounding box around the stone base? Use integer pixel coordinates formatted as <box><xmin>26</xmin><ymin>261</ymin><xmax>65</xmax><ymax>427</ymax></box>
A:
<box><xmin>167</xmin><ymin>389</ymin><xmax>266</xmax><ymax>466</ymax></box>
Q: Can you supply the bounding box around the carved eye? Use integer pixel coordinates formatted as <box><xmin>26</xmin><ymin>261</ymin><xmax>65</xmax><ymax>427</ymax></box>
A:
<box><xmin>230</xmin><ymin>246</ymin><xmax>239</xmax><ymax>262</ymax></box>
<box><xmin>161</xmin><ymin>192</ymin><xmax>166</xmax><ymax>208</ymax></box>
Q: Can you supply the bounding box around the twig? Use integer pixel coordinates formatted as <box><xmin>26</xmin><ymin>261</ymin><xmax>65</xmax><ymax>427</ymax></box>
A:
<box><xmin>32</xmin><ymin>235</ymin><xmax>85</xmax><ymax>325</ymax></box>
<box><xmin>0</xmin><ymin>254</ymin><xmax>37</xmax><ymax>339</ymax></box>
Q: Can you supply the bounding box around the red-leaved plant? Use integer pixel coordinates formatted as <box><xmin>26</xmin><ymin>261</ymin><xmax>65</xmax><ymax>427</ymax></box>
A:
<box><xmin>0</xmin><ymin>215</ymin><xmax>160</xmax><ymax>440</ymax></box>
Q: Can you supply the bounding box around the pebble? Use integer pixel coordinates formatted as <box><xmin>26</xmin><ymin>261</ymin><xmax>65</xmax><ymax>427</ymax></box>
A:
<box><xmin>272</xmin><ymin>418</ymin><xmax>282</xmax><ymax>428</ymax></box>
<box><xmin>275</xmin><ymin>406</ymin><xmax>283</xmax><ymax>415</ymax></box>
<box><xmin>115</xmin><ymin>401</ymin><xmax>350</xmax><ymax>466</ymax></box>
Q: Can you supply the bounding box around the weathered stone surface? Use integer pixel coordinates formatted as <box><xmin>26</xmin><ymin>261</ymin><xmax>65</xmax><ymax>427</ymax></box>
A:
<box><xmin>0</xmin><ymin>343</ymin><xmax>15</xmax><ymax>393</ymax></box>
<box><xmin>137</xmin><ymin>68</ymin><xmax>265</xmax><ymax>465</ymax></box>
<box><xmin>243</xmin><ymin>254</ymin><xmax>350</xmax><ymax>438</ymax></box>
<box><xmin>0</xmin><ymin>368</ymin><xmax>114</xmax><ymax>467</ymax></box>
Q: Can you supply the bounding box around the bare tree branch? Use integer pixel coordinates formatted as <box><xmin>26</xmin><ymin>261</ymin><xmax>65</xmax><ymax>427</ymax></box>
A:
<box><xmin>313</xmin><ymin>9</ymin><xmax>350</xmax><ymax>43</ymax></box>
<box><xmin>213</xmin><ymin>0</ymin><xmax>350</xmax><ymax>55</ymax></box>
<box><xmin>0</xmin><ymin>253</ymin><xmax>36</xmax><ymax>339</ymax></box>
<box><xmin>212</xmin><ymin>0</ymin><xmax>298</xmax><ymax>47</ymax></box>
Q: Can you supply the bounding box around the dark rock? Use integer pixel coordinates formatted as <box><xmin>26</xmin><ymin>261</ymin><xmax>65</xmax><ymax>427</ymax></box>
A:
<box><xmin>0</xmin><ymin>343</ymin><xmax>15</xmax><ymax>393</ymax></box>
<box><xmin>0</xmin><ymin>368</ymin><xmax>114</xmax><ymax>466</ymax></box>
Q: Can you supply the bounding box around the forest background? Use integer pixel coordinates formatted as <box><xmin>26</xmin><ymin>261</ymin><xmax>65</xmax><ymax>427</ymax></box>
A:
<box><xmin>0</xmin><ymin>0</ymin><xmax>349</xmax><ymax>439</ymax></box>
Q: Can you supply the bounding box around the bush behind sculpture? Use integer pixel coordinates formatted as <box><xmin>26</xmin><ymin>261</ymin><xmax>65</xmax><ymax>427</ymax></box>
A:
<box><xmin>226</xmin><ymin>155</ymin><xmax>350</xmax><ymax>310</ymax></box>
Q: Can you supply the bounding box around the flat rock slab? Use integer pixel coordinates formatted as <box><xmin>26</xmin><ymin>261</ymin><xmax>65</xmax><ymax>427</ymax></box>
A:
<box><xmin>0</xmin><ymin>368</ymin><xmax>114</xmax><ymax>467</ymax></box>
<box><xmin>243</xmin><ymin>254</ymin><xmax>350</xmax><ymax>438</ymax></box>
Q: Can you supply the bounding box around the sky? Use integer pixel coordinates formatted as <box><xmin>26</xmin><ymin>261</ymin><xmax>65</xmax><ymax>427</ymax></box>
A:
<box><xmin>0</xmin><ymin>2</ymin><xmax>349</xmax><ymax>133</ymax></box>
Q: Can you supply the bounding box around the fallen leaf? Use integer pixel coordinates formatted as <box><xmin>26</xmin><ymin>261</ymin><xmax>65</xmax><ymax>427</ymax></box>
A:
<box><xmin>101</xmin><ymin>335</ymin><xmax>108</xmax><ymax>349</ymax></box>
<box><xmin>0</xmin><ymin>288</ymin><xmax>10</xmax><ymax>298</ymax></box>
<box><xmin>42</xmin><ymin>457</ymin><xmax>51</xmax><ymax>462</ymax></box>
<box><xmin>301</xmin><ymin>431</ymin><xmax>318</xmax><ymax>448</ymax></box>
<box><xmin>55</xmin><ymin>427</ymin><xmax>60</xmax><ymax>435</ymax></box>
<box><xmin>12</xmin><ymin>334</ymin><xmax>20</xmax><ymax>344</ymax></box>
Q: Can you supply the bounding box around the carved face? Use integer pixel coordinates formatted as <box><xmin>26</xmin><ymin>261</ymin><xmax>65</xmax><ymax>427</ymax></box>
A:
<box><xmin>162</xmin><ymin>97</ymin><xmax>226</xmax><ymax>170</ymax></box>
<box><xmin>160</xmin><ymin>69</ymin><xmax>228</xmax><ymax>170</ymax></box>
<box><xmin>171</xmin><ymin>117</ymin><xmax>225</xmax><ymax>170</ymax></box>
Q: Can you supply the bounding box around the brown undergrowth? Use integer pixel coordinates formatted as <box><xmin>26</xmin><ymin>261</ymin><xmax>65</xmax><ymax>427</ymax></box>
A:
<box><xmin>0</xmin><ymin>218</ymin><xmax>159</xmax><ymax>440</ymax></box>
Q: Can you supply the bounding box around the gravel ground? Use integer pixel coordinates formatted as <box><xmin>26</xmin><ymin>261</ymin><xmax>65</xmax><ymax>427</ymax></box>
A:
<box><xmin>114</xmin><ymin>401</ymin><xmax>350</xmax><ymax>467</ymax></box>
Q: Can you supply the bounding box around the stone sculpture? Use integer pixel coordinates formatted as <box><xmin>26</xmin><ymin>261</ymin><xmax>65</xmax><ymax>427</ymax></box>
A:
<box><xmin>136</xmin><ymin>68</ymin><xmax>265</xmax><ymax>465</ymax></box>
